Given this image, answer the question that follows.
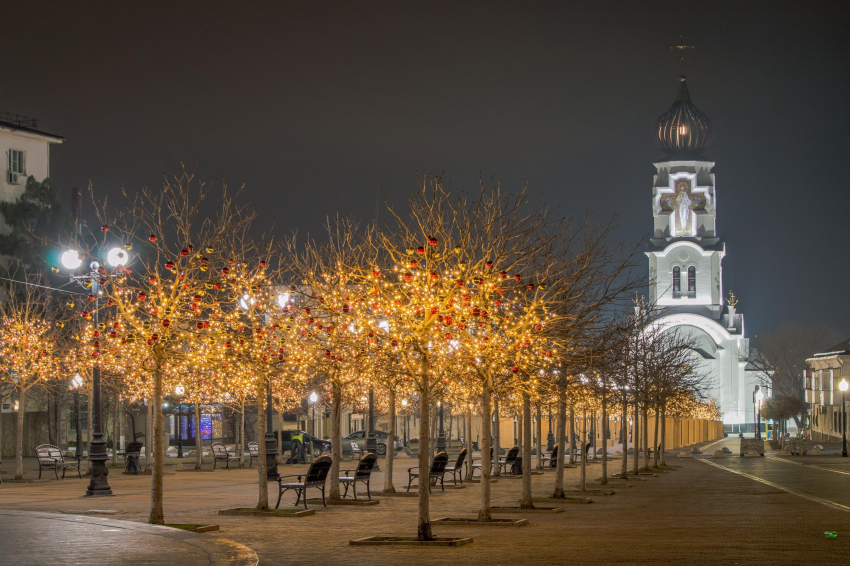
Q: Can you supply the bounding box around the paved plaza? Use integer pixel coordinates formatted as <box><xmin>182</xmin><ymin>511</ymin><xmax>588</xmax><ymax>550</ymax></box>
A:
<box><xmin>2</xmin><ymin>437</ymin><xmax>850</xmax><ymax>565</ymax></box>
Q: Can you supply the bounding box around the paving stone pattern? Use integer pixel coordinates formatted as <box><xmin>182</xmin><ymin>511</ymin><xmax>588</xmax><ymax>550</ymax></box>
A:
<box><xmin>2</xmin><ymin>437</ymin><xmax>850</xmax><ymax>565</ymax></box>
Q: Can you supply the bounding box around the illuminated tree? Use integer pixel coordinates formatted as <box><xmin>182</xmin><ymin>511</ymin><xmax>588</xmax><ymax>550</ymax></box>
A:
<box><xmin>0</xmin><ymin>272</ymin><xmax>61</xmax><ymax>479</ymax></box>
<box><xmin>63</xmin><ymin>170</ymin><xmax>265</xmax><ymax>524</ymax></box>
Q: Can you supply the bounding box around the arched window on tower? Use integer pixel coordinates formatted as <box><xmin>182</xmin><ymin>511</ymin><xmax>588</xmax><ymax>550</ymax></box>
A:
<box><xmin>688</xmin><ymin>266</ymin><xmax>696</xmax><ymax>297</ymax></box>
<box><xmin>672</xmin><ymin>266</ymin><xmax>681</xmax><ymax>296</ymax></box>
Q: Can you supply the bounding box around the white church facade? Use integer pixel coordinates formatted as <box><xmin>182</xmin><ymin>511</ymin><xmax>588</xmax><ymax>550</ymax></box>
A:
<box><xmin>646</xmin><ymin>75</ymin><xmax>759</xmax><ymax>431</ymax></box>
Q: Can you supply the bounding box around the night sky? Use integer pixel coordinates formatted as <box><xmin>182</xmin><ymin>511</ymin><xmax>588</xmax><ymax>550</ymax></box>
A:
<box><xmin>1</xmin><ymin>2</ymin><xmax>849</xmax><ymax>339</ymax></box>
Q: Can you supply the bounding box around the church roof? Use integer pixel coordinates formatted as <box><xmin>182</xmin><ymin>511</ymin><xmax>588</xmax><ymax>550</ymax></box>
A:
<box><xmin>654</xmin><ymin>75</ymin><xmax>711</xmax><ymax>158</ymax></box>
<box><xmin>812</xmin><ymin>339</ymin><xmax>850</xmax><ymax>358</ymax></box>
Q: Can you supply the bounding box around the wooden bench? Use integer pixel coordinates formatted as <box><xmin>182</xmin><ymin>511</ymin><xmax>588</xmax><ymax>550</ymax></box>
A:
<box><xmin>248</xmin><ymin>442</ymin><xmax>259</xmax><ymax>467</ymax></box>
<box><xmin>542</xmin><ymin>444</ymin><xmax>559</xmax><ymax>468</ymax></box>
<box><xmin>211</xmin><ymin>442</ymin><xmax>241</xmax><ymax>470</ymax></box>
<box><xmin>36</xmin><ymin>444</ymin><xmax>81</xmax><ymax>480</ymax></box>
<box><xmin>471</xmin><ymin>447</ymin><xmax>494</xmax><ymax>478</ymax></box>
<box><xmin>407</xmin><ymin>451</ymin><xmax>449</xmax><ymax>493</ymax></box>
<box><xmin>340</xmin><ymin>452</ymin><xmax>377</xmax><ymax>500</ymax></box>
<box><xmin>445</xmin><ymin>447</ymin><xmax>467</xmax><ymax>485</ymax></box>
<box><xmin>349</xmin><ymin>440</ymin><xmax>362</xmax><ymax>459</ymax></box>
<box><xmin>276</xmin><ymin>455</ymin><xmax>332</xmax><ymax>509</ymax></box>
<box><xmin>498</xmin><ymin>446</ymin><xmax>521</xmax><ymax>476</ymax></box>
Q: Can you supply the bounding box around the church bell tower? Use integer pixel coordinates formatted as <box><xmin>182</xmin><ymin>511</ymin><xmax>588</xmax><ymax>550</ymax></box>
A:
<box><xmin>646</xmin><ymin>73</ymin><xmax>727</xmax><ymax>322</ymax></box>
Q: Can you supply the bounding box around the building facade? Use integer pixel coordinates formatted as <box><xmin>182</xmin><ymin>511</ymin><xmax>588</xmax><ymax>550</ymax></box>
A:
<box><xmin>0</xmin><ymin>113</ymin><xmax>64</xmax><ymax>456</ymax></box>
<box><xmin>646</xmin><ymin>75</ymin><xmax>759</xmax><ymax>430</ymax></box>
<box><xmin>805</xmin><ymin>340</ymin><xmax>850</xmax><ymax>441</ymax></box>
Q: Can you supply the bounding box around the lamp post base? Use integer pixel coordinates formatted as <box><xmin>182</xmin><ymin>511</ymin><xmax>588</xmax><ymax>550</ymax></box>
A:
<box><xmin>546</xmin><ymin>431</ymin><xmax>555</xmax><ymax>452</ymax></box>
<box><xmin>86</xmin><ymin>436</ymin><xmax>113</xmax><ymax>497</ymax></box>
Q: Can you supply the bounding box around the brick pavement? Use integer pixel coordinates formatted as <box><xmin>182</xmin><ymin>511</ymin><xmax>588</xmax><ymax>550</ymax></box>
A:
<box><xmin>0</xmin><ymin>509</ymin><xmax>257</xmax><ymax>566</ymax></box>
<box><xmin>2</xmin><ymin>443</ymin><xmax>850</xmax><ymax>565</ymax></box>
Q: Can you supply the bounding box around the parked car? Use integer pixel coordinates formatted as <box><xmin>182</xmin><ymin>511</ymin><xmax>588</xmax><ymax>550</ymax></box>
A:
<box><xmin>341</xmin><ymin>430</ymin><xmax>403</xmax><ymax>456</ymax></box>
<box><xmin>272</xmin><ymin>430</ymin><xmax>331</xmax><ymax>460</ymax></box>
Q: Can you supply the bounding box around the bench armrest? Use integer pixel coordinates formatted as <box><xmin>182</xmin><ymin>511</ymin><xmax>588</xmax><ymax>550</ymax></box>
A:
<box><xmin>407</xmin><ymin>467</ymin><xmax>419</xmax><ymax>473</ymax></box>
<box><xmin>277</xmin><ymin>474</ymin><xmax>303</xmax><ymax>482</ymax></box>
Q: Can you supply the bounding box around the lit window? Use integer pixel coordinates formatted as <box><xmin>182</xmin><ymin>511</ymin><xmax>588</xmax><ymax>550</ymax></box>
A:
<box><xmin>672</xmin><ymin>266</ymin><xmax>681</xmax><ymax>295</ymax></box>
<box><xmin>688</xmin><ymin>266</ymin><xmax>696</xmax><ymax>295</ymax></box>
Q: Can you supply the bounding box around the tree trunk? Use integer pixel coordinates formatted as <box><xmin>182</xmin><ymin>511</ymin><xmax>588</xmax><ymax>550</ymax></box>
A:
<box><xmin>150</xmin><ymin>363</ymin><xmax>165</xmax><ymax>525</ymax></box>
<box><xmin>465</xmin><ymin>406</ymin><xmax>475</xmax><ymax>481</ymax></box>
<box><xmin>478</xmin><ymin>379</ymin><xmax>493</xmax><ymax>521</ymax></box>
<box><xmin>620</xmin><ymin>392</ymin><xmax>628</xmax><ymax>479</ymax></box>
<box><xmin>194</xmin><ymin>403</ymin><xmax>203</xmax><ymax>469</ymax></box>
<box><xmin>652</xmin><ymin>407</ymin><xmax>660</xmax><ymax>468</ymax></box>
<box><xmin>384</xmin><ymin>388</ymin><xmax>396</xmax><ymax>493</ymax></box>
<box><xmin>516</xmin><ymin>412</ymin><xmax>523</xmax><ymax>452</ymax></box>
<box><xmin>417</xmin><ymin>355</ymin><xmax>433</xmax><ymax>541</ymax></box>
<box><xmin>328</xmin><ymin>380</ymin><xmax>343</xmax><ymax>500</ymax></box>
<box><xmin>642</xmin><ymin>407</ymin><xmax>650</xmax><ymax>471</ymax></box>
<box><xmin>552</xmin><ymin>396</ymin><xmax>566</xmax><ymax>498</ymax></box>
<box><xmin>632</xmin><ymin>398</ymin><xmax>640</xmax><ymax>475</ymax></box>
<box><xmin>112</xmin><ymin>397</ymin><xmax>120</xmax><ymax>466</ymax></box>
<box><xmin>256</xmin><ymin>380</ymin><xmax>269</xmax><ymax>509</ymax></box>
<box><xmin>492</xmin><ymin>396</ymin><xmax>501</xmax><ymax>477</ymax></box>
<box><xmin>660</xmin><ymin>402</ymin><xmax>667</xmax><ymax>467</ymax></box>
<box><xmin>568</xmin><ymin>404</ymin><xmax>576</xmax><ymax>464</ymax></box>
<box><xmin>15</xmin><ymin>388</ymin><xmax>25</xmax><ymax>479</ymax></box>
<box><xmin>520</xmin><ymin>391</ymin><xmax>534</xmax><ymax>508</ymax></box>
<box><xmin>536</xmin><ymin>403</ymin><xmax>543</xmax><ymax>470</ymax></box>
<box><xmin>277</xmin><ymin>407</ymin><xmax>283</xmax><ymax>464</ymax></box>
<box><xmin>240</xmin><ymin>401</ymin><xmax>245</xmax><ymax>466</ymax></box>
<box><xmin>600</xmin><ymin>388</ymin><xmax>608</xmax><ymax>484</ymax></box>
<box><xmin>146</xmin><ymin>400</ymin><xmax>153</xmax><ymax>472</ymax></box>
<box><xmin>579</xmin><ymin>406</ymin><xmax>587</xmax><ymax>493</ymax></box>
<box><xmin>429</xmin><ymin>402</ymin><xmax>436</xmax><ymax>460</ymax></box>
<box><xmin>47</xmin><ymin>391</ymin><xmax>56</xmax><ymax>446</ymax></box>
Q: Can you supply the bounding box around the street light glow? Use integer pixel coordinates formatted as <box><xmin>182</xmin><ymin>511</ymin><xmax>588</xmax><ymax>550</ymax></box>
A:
<box><xmin>61</xmin><ymin>250</ymin><xmax>83</xmax><ymax>270</ymax></box>
<box><xmin>309</xmin><ymin>391</ymin><xmax>318</xmax><ymax>403</ymax></box>
<box><xmin>238</xmin><ymin>294</ymin><xmax>256</xmax><ymax>310</ymax></box>
<box><xmin>106</xmin><ymin>247</ymin><xmax>129</xmax><ymax>267</ymax></box>
<box><xmin>277</xmin><ymin>292</ymin><xmax>290</xmax><ymax>307</ymax></box>
<box><xmin>755</xmin><ymin>389</ymin><xmax>764</xmax><ymax>406</ymax></box>
<box><xmin>71</xmin><ymin>373</ymin><xmax>83</xmax><ymax>389</ymax></box>
<box><xmin>175</xmin><ymin>384</ymin><xmax>185</xmax><ymax>395</ymax></box>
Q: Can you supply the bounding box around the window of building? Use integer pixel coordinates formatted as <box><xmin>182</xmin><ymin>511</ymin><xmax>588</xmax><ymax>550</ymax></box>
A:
<box><xmin>688</xmin><ymin>266</ymin><xmax>696</xmax><ymax>295</ymax></box>
<box><xmin>672</xmin><ymin>266</ymin><xmax>681</xmax><ymax>295</ymax></box>
<box><xmin>8</xmin><ymin>149</ymin><xmax>25</xmax><ymax>174</ymax></box>
<box><xmin>7</xmin><ymin>149</ymin><xmax>25</xmax><ymax>183</ymax></box>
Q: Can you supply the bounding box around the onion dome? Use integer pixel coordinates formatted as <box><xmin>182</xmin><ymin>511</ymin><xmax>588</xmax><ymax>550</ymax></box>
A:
<box><xmin>655</xmin><ymin>75</ymin><xmax>712</xmax><ymax>157</ymax></box>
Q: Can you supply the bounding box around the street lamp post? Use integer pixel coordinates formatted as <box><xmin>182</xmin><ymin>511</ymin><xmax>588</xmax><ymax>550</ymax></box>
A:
<box><xmin>755</xmin><ymin>387</ymin><xmax>764</xmax><ymax>440</ymax></box>
<box><xmin>840</xmin><ymin>378</ymin><xmax>848</xmax><ymax>458</ymax></box>
<box><xmin>265</xmin><ymin>380</ymin><xmax>280</xmax><ymax>480</ymax></box>
<box><xmin>62</xmin><ymin>247</ymin><xmax>128</xmax><ymax>496</ymax></box>
<box><xmin>436</xmin><ymin>398</ymin><xmax>447</xmax><ymax>452</ymax></box>
<box><xmin>365</xmin><ymin>389</ymin><xmax>380</xmax><ymax>468</ymax></box>
<box><xmin>546</xmin><ymin>405</ymin><xmax>555</xmax><ymax>452</ymax></box>
<box><xmin>70</xmin><ymin>373</ymin><xmax>84</xmax><ymax>457</ymax></box>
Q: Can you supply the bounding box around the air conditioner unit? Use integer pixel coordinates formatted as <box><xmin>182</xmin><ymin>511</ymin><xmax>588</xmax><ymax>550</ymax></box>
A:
<box><xmin>7</xmin><ymin>172</ymin><xmax>19</xmax><ymax>184</ymax></box>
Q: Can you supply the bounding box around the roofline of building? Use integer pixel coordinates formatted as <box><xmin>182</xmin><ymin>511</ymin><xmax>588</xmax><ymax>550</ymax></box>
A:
<box><xmin>0</xmin><ymin>120</ymin><xmax>64</xmax><ymax>142</ymax></box>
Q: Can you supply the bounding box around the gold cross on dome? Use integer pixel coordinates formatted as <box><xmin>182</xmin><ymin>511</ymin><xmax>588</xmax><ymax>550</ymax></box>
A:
<box><xmin>669</xmin><ymin>34</ymin><xmax>695</xmax><ymax>75</ymax></box>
